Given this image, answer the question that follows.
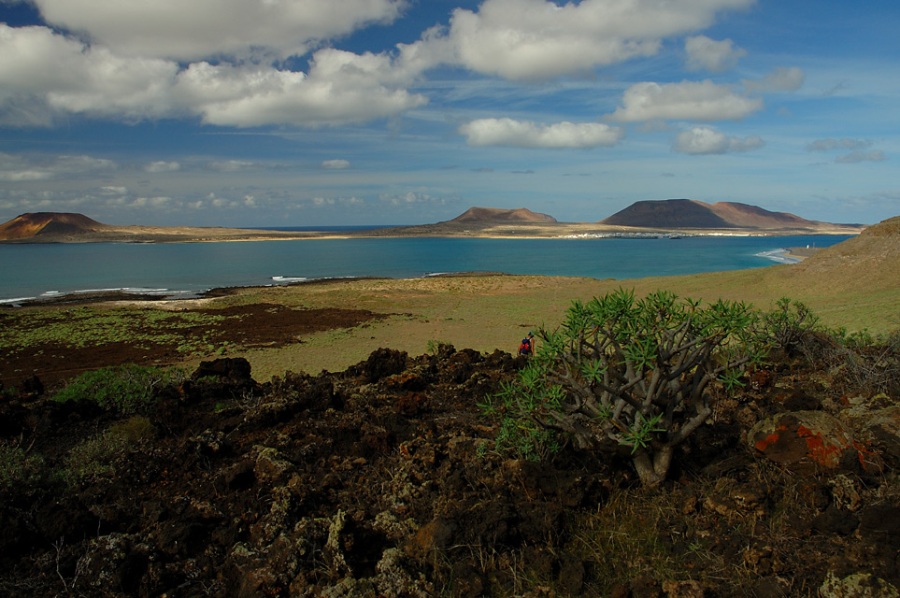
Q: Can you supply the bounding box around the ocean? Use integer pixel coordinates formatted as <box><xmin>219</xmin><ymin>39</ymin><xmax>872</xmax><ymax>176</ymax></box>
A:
<box><xmin>0</xmin><ymin>234</ymin><xmax>852</xmax><ymax>304</ymax></box>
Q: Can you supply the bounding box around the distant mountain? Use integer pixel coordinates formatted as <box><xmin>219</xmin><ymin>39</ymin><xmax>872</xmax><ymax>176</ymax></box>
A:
<box><xmin>450</xmin><ymin>207</ymin><xmax>557</xmax><ymax>224</ymax></box>
<box><xmin>0</xmin><ymin>212</ymin><xmax>324</xmax><ymax>243</ymax></box>
<box><xmin>0</xmin><ymin>212</ymin><xmax>109</xmax><ymax>240</ymax></box>
<box><xmin>601</xmin><ymin>199</ymin><xmax>835</xmax><ymax>230</ymax></box>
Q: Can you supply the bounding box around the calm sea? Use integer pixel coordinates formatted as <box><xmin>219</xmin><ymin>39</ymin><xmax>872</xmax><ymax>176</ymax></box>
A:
<box><xmin>0</xmin><ymin>234</ymin><xmax>851</xmax><ymax>304</ymax></box>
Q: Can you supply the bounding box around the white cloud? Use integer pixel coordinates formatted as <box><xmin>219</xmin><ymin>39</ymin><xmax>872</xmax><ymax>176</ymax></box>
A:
<box><xmin>208</xmin><ymin>160</ymin><xmax>255</xmax><ymax>172</ymax></box>
<box><xmin>684</xmin><ymin>36</ymin><xmax>745</xmax><ymax>72</ymax></box>
<box><xmin>0</xmin><ymin>25</ymin><xmax>427</xmax><ymax>127</ymax></box>
<box><xmin>32</xmin><ymin>0</ymin><xmax>406</xmax><ymax>61</ymax></box>
<box><xmin>673</xmin><ymin>126</ymin><xmax>764</xmax><ymax>154</ymax></box>
<box><xmin>322</xmin><ymin>159</ymin><xmax>351</xmax><ymax>170</ymax></box>
<box><xmin>0</xmin><ymin>152</ymin><xmax>115</xmax><ymax>181</ymax></box>
<box><xmin>0</xmin><ymin>24</ymin><xmax>181</xmax><ymax>123</ymax></box>
<box><xmin>835</xmin><ymin>150</ymin><xmax>885</xmax><ymax>164</ymax></box>
<box><xmin>405</xmin><ymin>0</ymin><xmax>754</xmax><ymax>81</ymax></box>
<box><xmin>144</xmin><ymin>161</ymin><xmax>180</xmax><ymax>173</ymax></box>
<box><xmin>179</xmin><ymin>55</ymin><xmax>427</xmax><ymax>127</ymax></box>
<box><xmin>807</xmin><ymin>138</ymin><xmax>872</xmax><ymax>152</ymax></box>
<box><xmin>459</xmin><ymin>118</ymin><xmax>624</xmax><ymax>148</ymax></box>
<box><xmin>100</xmin><ymin>186</ymin><xmax>128</xmax><ymax>195</ymax></box>
<box><xmin>609</xmin><ymin>80</ymin><xmax>763</xmax><ymax>122</ymax></box>
<box><xmin>743</xmin><ymin>67</ymin><xmax>804</xmax><ymax>93</ymax></box>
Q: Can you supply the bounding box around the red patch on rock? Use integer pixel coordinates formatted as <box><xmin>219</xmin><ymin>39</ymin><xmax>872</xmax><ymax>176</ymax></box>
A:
<box><xmin>749</xmin><ymin>412</ymin><xmax>879</xmax><ymax>472</ymax></box>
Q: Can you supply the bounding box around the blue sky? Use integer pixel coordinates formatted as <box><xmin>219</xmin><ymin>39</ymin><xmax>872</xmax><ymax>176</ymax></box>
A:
<box><xmin>0</xmin><ymin>0</ymin><xmax>897</xmax><ymax>227</ymax></box>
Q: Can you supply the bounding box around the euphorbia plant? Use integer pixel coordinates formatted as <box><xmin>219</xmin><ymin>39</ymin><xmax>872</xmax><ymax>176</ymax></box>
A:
<box><xmin>489</xmin><ymin>289</ymin><xmax>764</xmax><ymax>487</ymax></box>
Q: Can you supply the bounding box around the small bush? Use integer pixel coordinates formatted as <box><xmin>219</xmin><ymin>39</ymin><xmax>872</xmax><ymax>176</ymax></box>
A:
<box><xmin>52</xmin><ymin>364</ymin><xmax>185</xmax><ymax>415</ymax></box>
<box><xmin>62</xmin><ymin>416</ymin><xmax>155</xmax><ymax>487</ymax></box>
<box><xmin>830</xmin><ymin>328</ymin><xmax>900</xmax><ymax>397</ymax></box>
<box><xmin>0</xmin><ymin>445</ymin><xmax>46</xmax><ymax>493</ymax></box>
<box><xmin>761</xmin><ymin>297</ymin><xmax>821</xmax><ymax>357</ymax></box>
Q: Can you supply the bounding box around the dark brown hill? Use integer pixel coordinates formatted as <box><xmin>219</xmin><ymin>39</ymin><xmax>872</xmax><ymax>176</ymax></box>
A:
<box><xmin>602</xmin><ymin>199</ymin><xmax>729</xmax><ymax>228</ymax></box>
<box><xmin>601</xmin><ymin>199</ymin><xmax>836</xmax><ymax>230</ymax></box>
<box><xmin>450</xmin><ymin>207</ymin><xmax>557</xmax><ymax>224</ymax></box>
<box><xmin>0</xmin><ymin>212</ymin><xmax>108</xmax><ymax>240</ymax></box>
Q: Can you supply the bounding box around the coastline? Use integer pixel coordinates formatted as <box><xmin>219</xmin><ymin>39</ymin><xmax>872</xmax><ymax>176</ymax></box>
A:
<box><xmin>0</xmin><ymin>236</ymin><xmax>840</xmax><ymax>307</ymax></box>
<box><xmin>0</xmin><ymin>220</ymin><xmax>864</xmax><ymax>244</ymax></box>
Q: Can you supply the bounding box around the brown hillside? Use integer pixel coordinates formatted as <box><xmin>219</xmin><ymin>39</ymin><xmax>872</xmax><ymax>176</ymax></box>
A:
<box><xmin>602</xmin><ymin>199</ymin><xmax>831</xmax><ymax>229</ymax></box>
<box><xmin>707</xmin><ymin>201</ymin><xmax>814</xmax><ymax>228</ymax></box>
<box><xmin>792</xmin><ymin>216</ymin><xmax>900</xmax><ymax>284</ymax></box>
<box><xmin>0</xmin><ymin>212</ymin><xmax>108</xmax><ymax>240</ymax></box>
<box><xmin>450</xmin><ymin>207</ymin><xmax>557</xmax><ymax>224</ymax></box>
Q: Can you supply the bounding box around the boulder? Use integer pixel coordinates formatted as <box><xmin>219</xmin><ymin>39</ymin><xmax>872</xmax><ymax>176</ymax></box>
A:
<box><xmin>749</xmin><ymin>411</ymin><xmax>880</xmax><ymax>473</ymax></box>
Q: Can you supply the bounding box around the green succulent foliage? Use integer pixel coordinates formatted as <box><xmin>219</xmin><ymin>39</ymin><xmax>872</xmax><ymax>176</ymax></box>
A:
<box><xmin>52</xmin><ymin>364</ymin><xmax>185</xmax><ymax>415</ymax></box>
<box><xmin>762</xmin><ymin>297</ymin><xmax>821</xmax><ymax>355</ymax></box>
<box><xmin>488</xmin><ymin>288</ymin><xmax>766</xmax><ymax>486</ymax></box>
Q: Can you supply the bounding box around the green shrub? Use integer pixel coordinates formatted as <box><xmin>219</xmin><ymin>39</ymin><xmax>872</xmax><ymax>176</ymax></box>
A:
<box><xmin>62</xmin><ymin>416</ymin><xmax>155</xmax><ymax>487</ymax></box>
<box><xmin>52</xmin><ymin>364</ymin><xmax>184</xmax><ymax>415</ymax></box>
<box><xmin>761</xmin><ymin>297</ymin><xmax>821</xmax><ymax>356</ymax></box>
<box><xmin>827</xmin><ymin>327</ymin><xmax>900</xmax><ymax>396</ymax></box>
<box><xmin>0</xmin><ymin>445</ymin><xmax>46</xmax><ymax>493</ymax></box>
<box><xmin>487</xmin><ymin>289</ymin><xmax>764</xmax><ymax>487</ymax></box>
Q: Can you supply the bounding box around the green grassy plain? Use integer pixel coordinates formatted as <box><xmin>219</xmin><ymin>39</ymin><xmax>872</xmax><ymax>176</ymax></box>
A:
<box><xmin>217</xmin><ymin>250</ymin><xmax>898</xmax><ymax>380</ymax></box>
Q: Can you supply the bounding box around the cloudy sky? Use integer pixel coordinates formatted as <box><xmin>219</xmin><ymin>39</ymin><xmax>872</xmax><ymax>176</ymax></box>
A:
<box><xmin>0</xmin><ymin>0</ymin><xmax>897</xmax><ymax>227</ymax></box>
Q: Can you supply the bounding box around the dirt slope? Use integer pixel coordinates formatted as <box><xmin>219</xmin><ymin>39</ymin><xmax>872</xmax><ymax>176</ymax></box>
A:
<box><xmin>450</xmin><ymin>206</ymin><xmax>557</xmax><ymax>223</ymax></box>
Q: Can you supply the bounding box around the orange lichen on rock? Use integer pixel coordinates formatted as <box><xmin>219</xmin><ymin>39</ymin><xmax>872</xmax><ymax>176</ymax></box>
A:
<box><xmin>749</xmin><ymin>411</ymin><xmax>881</xmax><ymax>473</ymax></box>
<box><xmin>796</xmin><ymin>424</ymin><xmax>848</xmax><ymax>468</ymax></box>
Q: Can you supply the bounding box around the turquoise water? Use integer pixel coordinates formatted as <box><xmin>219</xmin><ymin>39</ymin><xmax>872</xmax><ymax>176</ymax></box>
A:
<box><xmin>0</xmin><ymin>235</ymin><xmax>851</xmax><ymax>303</ymax></box>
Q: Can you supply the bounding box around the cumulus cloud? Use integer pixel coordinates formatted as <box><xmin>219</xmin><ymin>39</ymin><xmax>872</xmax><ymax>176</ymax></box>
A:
<box><xmin>322</xmin><ymin>159</ymin><xmax>351</xmax><ymax>170</ymax></box>
<box><xmin>0</xmin><ymin>24</ymin><xmax>182</xmax><ymax>123</ymax></box>
<box><xmin>0</xmin><ymin>0</ymin><xmax>764</xmax><ymax>131</ymax></box>
<box><xmin>31</xmin><ymin>0</ymin><xmax>405</xmax><ymax>61</ymax></box>
<box><xmin>609</xmin><ymin>80</ymin><xmax>763</xmax><ymax>122</ymax></box>
<box><xmin>835</xmin><ymin>150</ymin><xmax>885</xmax><ymax>164</ymax></box>
<box><xmin>0</xmin><ymin>25</ymin><xmax>427</xmax><ymax>127</ymax></box>
<box><xmin>673</xmin><ymin>126</ymin><xmax>764</xmax><ymax>154</ymax></box>
<box><xmin>459</xmin><ymin>118</ymin><xmax>624</xmax><ymax>148</ymax></box>
<box><xmin>684</xmin><ymin>35</ymin><xmax>745</xmax><ymax>72</ymax></box>
<box><xmin>743</xmin><ymin>67</ymin><xmax>804</xmax><ymax>93</ymax></box>
<box><xmin>179</xmin><ymin>52</ymin><xmax>427</xmax><ymax>127</ymax></box>
<box><xmin>401</xmin><ymin>0</ymin><xmax>755</xmax><ymax>81</ymax></box>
